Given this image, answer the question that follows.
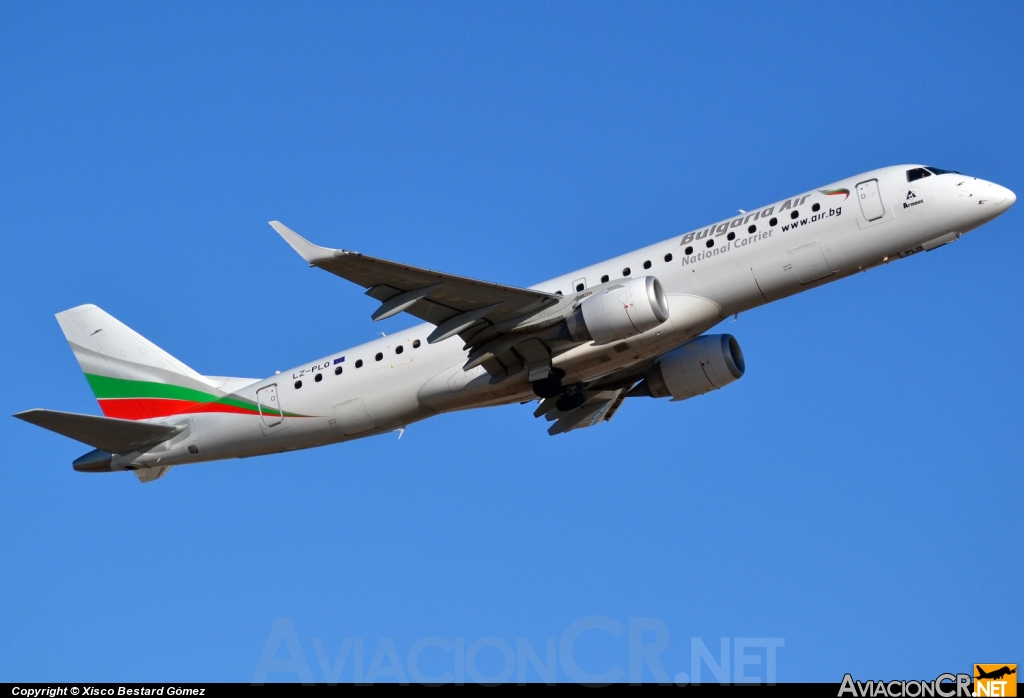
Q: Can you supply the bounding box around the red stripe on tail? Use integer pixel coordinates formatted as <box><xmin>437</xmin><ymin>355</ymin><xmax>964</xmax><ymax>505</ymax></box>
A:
<box><xmin>97</xmin><ymin>398</ymin><xmax>261</xmax><ymax>420</ymax></box>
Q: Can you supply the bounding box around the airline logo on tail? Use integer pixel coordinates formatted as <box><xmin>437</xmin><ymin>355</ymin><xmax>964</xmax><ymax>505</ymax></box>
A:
<box><xmin>84</xmin><ymin>374</ymin><xmax>286</xmax><ymax>420</ymax></box>
<box><xmin>56</xmin><ymin>304</ymin><xmax>303</xmax><ymax>420</ymax></box>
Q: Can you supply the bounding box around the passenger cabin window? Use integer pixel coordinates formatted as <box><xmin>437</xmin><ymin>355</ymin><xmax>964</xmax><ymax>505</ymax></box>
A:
<box><xmin>355</xmin><ymin>359</ymin><xmax>363</xmax><ymax>368</ymax></box>
<box><xmin>575</xmin><ymin>283</ymin><xmax>584</xmax><ymax>292</ymax></box>
<box><xmin>906</xmin><ymin>167</ymin><xmax>932</xmax><ymax>182</ymax></box>
<box><xmin>335</xmin><ymin>366</ymin><xmax>343</xmax><ymax>375</ymax></box>
<box><xmin>601</xmin><ymin>275</ymin><xmax>609</xmax><ymax>283</ymax></box>
<box><xmin>412</xmin><ymin>340</ymin><xmax>421</xmax><ymax>348</ymax></box>
<box><xmin>622</xmin><ymin>267</ymin><xmax>631</xmax><ymax>276</ymax></box>
<box><xmin>395</xmin><ymin>345</ymin><xmax>404</xmax><ymax>355</ymax></box>
<box><xmin>375</xmin><ymin>352</ymin><xmax>383</xmax><ymax>361</ymax></box>
<box><xmin>664</xmin><ymin>253</ymin><xmax>672</xmax><ymax>262</ymax></box>
<box><xmin>643</xmin><ymin>260</ymin><xmax>651</xmax><ymax>269</ymax></box>
<box><xmin>294</xmin><ymin>380</ymin><xmax>302</xmax><ymax>389</ymax></box>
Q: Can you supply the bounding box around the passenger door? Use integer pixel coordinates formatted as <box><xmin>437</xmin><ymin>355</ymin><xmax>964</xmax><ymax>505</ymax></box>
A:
<box><xmin>856</xmin><ymin>179</ymin><xmax>885</xmax><ymax>221</ymax></box>
<box><xmin>256</xmin><ymin>384</ymin><xmax>283</xmax><ymax>427</ymax></box>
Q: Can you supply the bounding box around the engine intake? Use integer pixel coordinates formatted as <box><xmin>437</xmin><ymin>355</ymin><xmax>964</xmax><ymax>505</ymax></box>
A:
<box><xmin>566</xmin><ymin>276</ymin><xmax>669</xmax><ymax>345</ymax></box>
<box><xmin>642</xmin><ymin>334</ymin><xmax>745</xmax><ymax>401</ymax></box>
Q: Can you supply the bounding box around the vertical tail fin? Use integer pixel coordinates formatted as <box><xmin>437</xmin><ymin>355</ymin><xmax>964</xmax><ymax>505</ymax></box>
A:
<box><xmin>56</xmin><ymin>304</ymin><xmax>225</xmax><ymax>420</ymax></box>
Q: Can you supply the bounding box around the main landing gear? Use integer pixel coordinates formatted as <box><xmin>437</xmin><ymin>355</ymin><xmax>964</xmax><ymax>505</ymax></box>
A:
<box><xmin>531</xmin><ymin>368</ymin><xmax>565</xmax><ymax>399</ymax></box>
<box><xmin>531</xmin><ymin>369</ymin><xmax>587</xmax><ymax>412</ymax></box>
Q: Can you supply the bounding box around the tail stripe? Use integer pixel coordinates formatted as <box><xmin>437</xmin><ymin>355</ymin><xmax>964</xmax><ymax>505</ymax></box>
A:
<box><xmin>85</xmin><ymin>374</ymin><xmax>301</xmax><ymax>420</ymax></box>
<box><xmin>99</xmin><ymin>398</ymin><xmax>269</xmax><ymax>420</ymax></box>
<box><xmin>85</xmin><ymin>374</ymin><xmax>223</xmax><ymax>402</ymax></box>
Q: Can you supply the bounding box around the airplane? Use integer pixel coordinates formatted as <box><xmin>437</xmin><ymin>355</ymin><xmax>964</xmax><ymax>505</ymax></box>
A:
<box><xmin>14</xmin><ymin>165</ymin><xmax>1015</xmax><ymax>483</ymax></box>
<box><xmin>975</xmin><ymin>666</ymin><xmax>1016</xmax><ymax>681</ymax></box>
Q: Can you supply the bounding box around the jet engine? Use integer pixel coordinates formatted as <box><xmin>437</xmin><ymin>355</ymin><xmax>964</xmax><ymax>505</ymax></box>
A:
<box><xmin>566</xmin><ymin>276</ymin><xmax>669</xmax><ymax>345</ymax></box>
<box><xmin>638</xmin><ymin>334</ymin><xmax>745</xmax><ymax>401</ymax></box>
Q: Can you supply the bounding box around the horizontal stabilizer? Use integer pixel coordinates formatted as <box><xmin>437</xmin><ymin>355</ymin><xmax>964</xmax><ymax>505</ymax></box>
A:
<box><xmin>14</xmin><ymin>409</ymin><xmax>185</xmax><ymax>453</ymax></box>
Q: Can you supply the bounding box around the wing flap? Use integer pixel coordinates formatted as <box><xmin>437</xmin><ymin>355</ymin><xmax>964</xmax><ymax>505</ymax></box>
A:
<box><xmin>14</xmin><ymin>409</ymin><xmax>185</xmax><ymax>453</ymax></box>
<box><xmin>536</xmin><ymin>387</ymin><xmax>630</xmax><ymax>435</ymax></box>
<box><xmin>134</xmin><ymin>465</ymin><xmax>172</xmax><ymax>483</ymax></box>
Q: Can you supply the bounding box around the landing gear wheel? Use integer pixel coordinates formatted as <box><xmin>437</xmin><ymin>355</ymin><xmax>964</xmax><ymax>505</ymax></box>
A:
<box><xmin>532</xmin><ymin>368</ymin><xmax>566</xmax><ymax>399</ymax></box>
<box><xmin>556</xmin><ymin>391</ymin><xmax>586</xmax><ymax>412</ymax></box>
<box><xmin>532</xmin><ymin>375</ymin><xmax>562</xmax><ymax>399</ymax></box>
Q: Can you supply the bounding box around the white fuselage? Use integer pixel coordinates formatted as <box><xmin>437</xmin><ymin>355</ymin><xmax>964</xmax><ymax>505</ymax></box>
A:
<box><xmin>120</xmin><ymin>165</ymin><xmax>1015</xmax><ymax>470</ymax></box>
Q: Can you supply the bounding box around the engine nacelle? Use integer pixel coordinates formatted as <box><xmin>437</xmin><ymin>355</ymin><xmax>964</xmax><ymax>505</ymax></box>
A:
<box><xmin>566</xmin><ymin>276</ymin><xmax>669</xmax><ymax>345</ymax></box>
<box><xmin>643</xmin><ymin>334</ymin><xmax>745</xmax><ymax>401</ymax></box>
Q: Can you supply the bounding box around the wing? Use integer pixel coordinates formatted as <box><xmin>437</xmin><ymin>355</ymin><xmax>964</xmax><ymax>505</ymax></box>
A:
<box><xmin>14</xmin><ymin>409</ymin><xmax>185</xmax><ymax>453</ymax></box>
<box><xmin>271</xmin><ymin>221</ymin><xmax>561</xmax><ymax>340</ymax></box>
<box><xmin>272</xmin><ymin>221</ymin><xmax>578</xmax><ymax>382</ymax></box>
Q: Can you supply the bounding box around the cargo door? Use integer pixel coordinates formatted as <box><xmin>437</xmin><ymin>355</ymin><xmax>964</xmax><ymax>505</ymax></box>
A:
<box><xmin>789</xmin><ymin>241</ymin><xmax>834</xmax><ymax>284</ymax></box>
<box><xmin>333</xmin><ymin>398</ymin><xmax>376</xmax><ymax>436</ymax></box>
<box><xmin>856</xmin><ymin>179</ymin><xmax>885</xmax><ymax>221</ymax></box>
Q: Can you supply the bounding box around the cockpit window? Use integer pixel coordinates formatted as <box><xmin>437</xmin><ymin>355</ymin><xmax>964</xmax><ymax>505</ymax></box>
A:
<box><xmin>925</xmin><ymin>166</ymin><xmax>960</xmax><ymax>176</ymax></box>
<box><xmin>906</xmin><ymin>167</ymin><xmax>932</xmax><ymax>182</ymax></box>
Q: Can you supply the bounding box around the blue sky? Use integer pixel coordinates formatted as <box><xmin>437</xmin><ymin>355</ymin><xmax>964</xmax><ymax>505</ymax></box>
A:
<box><xmin>1</xmin><ymin>1</ymin><xmax>1021</xmax><ymax>683</ymax></box>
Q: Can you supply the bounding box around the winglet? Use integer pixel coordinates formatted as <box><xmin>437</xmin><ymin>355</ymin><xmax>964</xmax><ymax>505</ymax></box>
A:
<box><xmin>269</xmin><ymin>221</ymin><xmax>337</xmax><ymax>265</ymax></box>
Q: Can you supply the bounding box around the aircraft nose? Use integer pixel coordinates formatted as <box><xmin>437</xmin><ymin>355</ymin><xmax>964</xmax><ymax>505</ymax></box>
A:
<box><xmin>981</xmin><ymin>180</ymin><xmax>1015</xmax><ymax>211</ymax></box>
<box><xmin>997</xmin><ymin>184</ymin><xmax>1016</xmax><ymax>210</ymax></box>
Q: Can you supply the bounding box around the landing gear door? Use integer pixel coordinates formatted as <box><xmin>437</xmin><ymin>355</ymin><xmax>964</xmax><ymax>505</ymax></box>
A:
<box><xmin>256</xmin><ymin>384</ymin><xmax>284</xmax><ymax>428</ymax></box>
<box><xmin>856</xmin><ymin>179</ymin><xmax>885</xmax><ymax>221</ymax></box>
